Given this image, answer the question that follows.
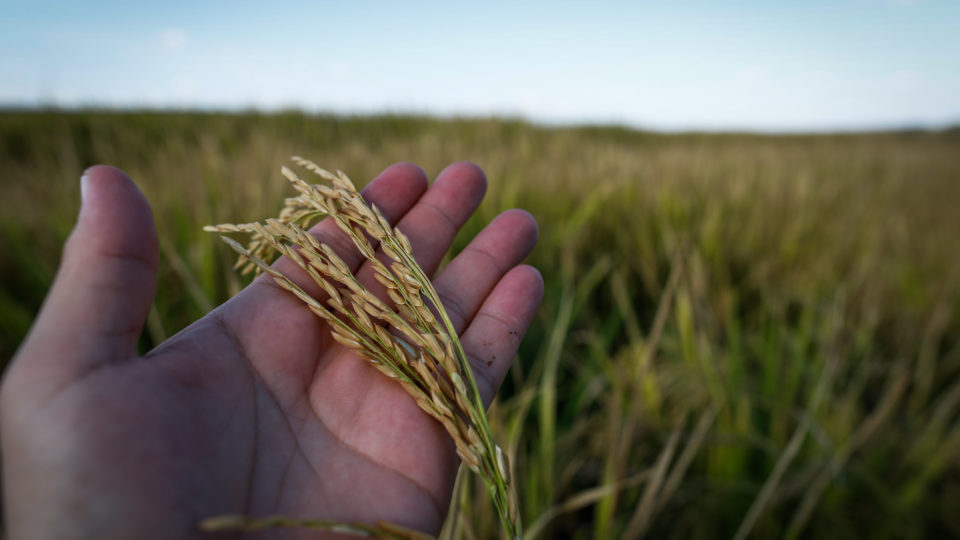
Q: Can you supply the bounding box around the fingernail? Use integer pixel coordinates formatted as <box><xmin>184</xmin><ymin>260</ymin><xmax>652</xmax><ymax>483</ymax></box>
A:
<box><xmin>80</xmin><ymin>172</ymin><xmax>90</xmax><ymax>204</ymax></box>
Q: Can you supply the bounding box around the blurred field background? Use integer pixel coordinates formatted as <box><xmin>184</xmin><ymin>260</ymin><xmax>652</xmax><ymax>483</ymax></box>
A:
<box><xmin>1</xmin><ymin>110</ymin><xmax>958</xmax><ymax>538</ymax></box>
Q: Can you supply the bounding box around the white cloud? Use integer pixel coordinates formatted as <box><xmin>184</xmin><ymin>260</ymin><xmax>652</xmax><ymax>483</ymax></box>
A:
<box><xmin>160</xmin><ymin>29</ymin><xmax>188</xmax><ymax>51</ymax></box>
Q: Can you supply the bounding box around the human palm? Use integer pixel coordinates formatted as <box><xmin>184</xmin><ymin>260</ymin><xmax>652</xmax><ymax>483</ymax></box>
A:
<box><xmin>1</xmin><ymin>162</ymin><xmax>542</xmax><ymax>539</ymax></box>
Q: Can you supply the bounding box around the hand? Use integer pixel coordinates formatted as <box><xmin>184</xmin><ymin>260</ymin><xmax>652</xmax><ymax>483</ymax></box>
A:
<box><xmin>1</xmin><ymin>162</ymin><xmax>542</xmax><ymax>539</ymax></box>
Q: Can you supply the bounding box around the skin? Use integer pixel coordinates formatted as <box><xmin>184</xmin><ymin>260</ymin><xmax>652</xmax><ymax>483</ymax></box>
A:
<box><xmin>0</xmin><ymin>162</ymin><xmax>543</xmax><ymax>539</ymax></box>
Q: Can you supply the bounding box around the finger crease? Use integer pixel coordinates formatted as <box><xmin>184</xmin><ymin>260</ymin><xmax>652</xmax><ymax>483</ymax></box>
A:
<box><xmin>463</xmin><ymin>245</ymin><xmax>506</xmax><ymax>275</ymax></box>
<box><xmin>437</xmin><ymin>289</ymin><xmax>471</xmax><ymax>330</ymax></box>
<box><xmin>474</xmin><ymin>310</ymin><xmax>520</xmax><ymax>337</ymax></box>
<box><xmin>421</xmin><ymin>201</ymin><xmax>459</xmax><ymax>236</ymax></box>
<box><xmin>90</xmin><ymin>247</ymin><xmax>157</xmax><ymax>274</ymax></box>
<box><xmin>464</xmin><ymin>350</ymin><xmax>496</xmax><ymax>401</ymax></box>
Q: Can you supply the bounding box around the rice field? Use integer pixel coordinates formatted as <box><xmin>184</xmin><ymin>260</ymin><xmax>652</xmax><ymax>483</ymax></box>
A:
<box><xmin>1</xmin><ymin>110</ymin><xmax>958</xmax><ymax>538</ymax></box>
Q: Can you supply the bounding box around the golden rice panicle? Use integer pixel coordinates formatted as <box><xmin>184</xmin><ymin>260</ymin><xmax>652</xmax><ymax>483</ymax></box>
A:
<box><xmin>204</xmin><ymin>158</ymin><xmax>522</xmax><ymax>539</ymax></box>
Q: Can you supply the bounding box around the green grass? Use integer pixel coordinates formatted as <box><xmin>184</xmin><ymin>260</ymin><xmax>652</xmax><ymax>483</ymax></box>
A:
<box><xmin>2</xmin><ymin>110</ymin><xmax>959</xmax><ymax>538</ymax></box>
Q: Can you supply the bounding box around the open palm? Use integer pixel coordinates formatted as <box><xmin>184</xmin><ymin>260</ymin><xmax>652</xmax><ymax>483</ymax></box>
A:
<box><xmin>1</xmin><ymin>162</ymin><xmax>542</xmax><ymax>539</ymax></box>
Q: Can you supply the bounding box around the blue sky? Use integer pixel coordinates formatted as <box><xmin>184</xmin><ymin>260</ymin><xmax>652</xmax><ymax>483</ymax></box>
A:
<box><xmin>2</xmin><ymin>0</ymin><xmax>959</xmax><ymax>131</ymax></box>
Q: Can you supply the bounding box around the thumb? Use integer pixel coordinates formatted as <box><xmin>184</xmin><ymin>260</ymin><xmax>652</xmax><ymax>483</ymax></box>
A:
<box><xmin>15</xmin><ymin>165</ymin><xmax>158</xmax><ymax>382</ymax></box>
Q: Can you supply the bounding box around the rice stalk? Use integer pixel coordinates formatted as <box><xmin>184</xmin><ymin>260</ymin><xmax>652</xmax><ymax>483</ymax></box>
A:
<box><xmin>201</xmin><ymin>158</ymin><xmax>521</xmax><ymax>539</ymax></box>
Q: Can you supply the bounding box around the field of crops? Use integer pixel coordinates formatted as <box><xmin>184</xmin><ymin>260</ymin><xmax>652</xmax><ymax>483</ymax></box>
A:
<box><xmin>1</xmin><ymin>111</ymin><xmax>958</xmax><ymax>538</ymax></box>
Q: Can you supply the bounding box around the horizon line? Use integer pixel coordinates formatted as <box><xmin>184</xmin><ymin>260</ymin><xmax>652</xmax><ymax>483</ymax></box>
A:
<box><xmin>3</xmin><ymin>102</ymin><xmax>959</xmax><ymax>136</ymax></box>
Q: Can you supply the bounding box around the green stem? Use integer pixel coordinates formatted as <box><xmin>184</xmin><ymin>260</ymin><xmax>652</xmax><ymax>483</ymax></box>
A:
<box><xmin>399</xmin><ymin>246</ymin><xmax>522</xmax><ymax>539</ymax></box>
